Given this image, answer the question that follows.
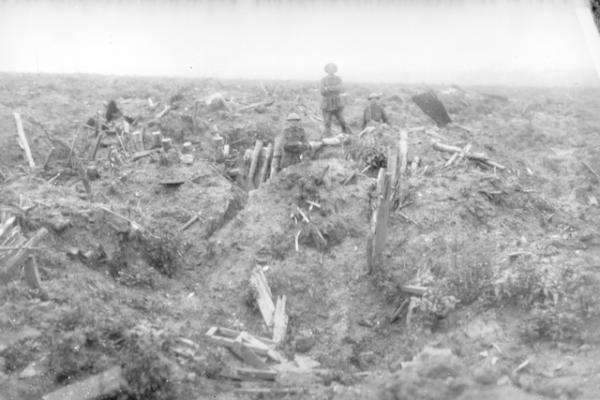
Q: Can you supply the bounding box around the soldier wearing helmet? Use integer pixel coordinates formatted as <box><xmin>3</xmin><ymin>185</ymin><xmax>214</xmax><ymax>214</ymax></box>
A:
<box><xmin>274</xmin><ymin>112</ymin><xmax>309</xmax><ymax>170</ymax></box>
<box><xmin>320</xmin><ymin>63</ymin><xmax>351</xmax><ymax>136</ymax></box>
<box><xmin>362</xmin><ymin>92</ymin><xmax>389</xmax><ymax>129</ymax></box>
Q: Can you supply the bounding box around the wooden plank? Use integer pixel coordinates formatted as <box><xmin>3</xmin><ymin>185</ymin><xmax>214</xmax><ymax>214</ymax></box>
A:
<box><xmin>250</xmin><ymin>266</ymin><xmax>275</xmax><ymax>327</ymax></box>
<box><xmin>247</xmin><ymin>141</ymin><xmax>263</xmax><ymax>189</ymax></box>
<box><xmin>13</xmin><ymin>113</ymin><xmax>36</xmax><ymax>168</ymax></box>
<box><xmin>257</xmin><ymin>143</ymin><xmax>273</xmax><ymax>186</ymax></box>
<box><xmin>0</xmin><ymin>216</ymin><xmax>16</xmax><ymax>242</ymax></box>
<box><xmin>205</xmin><ymin>327</ymin><xmax>278</xmax><ymax>357</ymax></box>
<box><xmin>42</xmin><ymin>366</ymin><xmax>125</xmax><ymax>400</ymax></box>
<box><xmin>272</xmin><ymin>295</ymin><xmax>288</xmax><ymax>345</ymax></box>
<box><xmin>230</xmin><ymin>336</ymin><xmax>269</xmax><ymax>369</ymax></box>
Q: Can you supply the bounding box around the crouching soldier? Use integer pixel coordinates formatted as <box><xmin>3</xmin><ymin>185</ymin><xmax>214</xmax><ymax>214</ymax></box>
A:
<box><xmin>362</xmin><ymin>93</ymin><xmax>389</xmax><ymax>129</ymax></box>
<box><xmin>273</xmin><ymin>112</ymin><xmax>309</xmax><ymax>172</ymax></box>
<box><xmin>320</xmin><ymin>63</ymin><xmax>351</xmax><ymax>136</ymax></box>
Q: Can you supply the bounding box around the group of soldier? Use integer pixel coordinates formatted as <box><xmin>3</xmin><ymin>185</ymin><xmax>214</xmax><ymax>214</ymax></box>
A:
<box><xmin>276</xmin><ymin>62</ymin><xmax>389</xmax><ymax>170</ymax></box>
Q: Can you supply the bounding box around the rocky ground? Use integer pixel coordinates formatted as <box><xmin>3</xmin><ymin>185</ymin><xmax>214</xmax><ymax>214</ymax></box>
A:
<box><xmin>1</xmin><ymin>72</ymin><xmax>600</xmax><ymax>399</ymax></box>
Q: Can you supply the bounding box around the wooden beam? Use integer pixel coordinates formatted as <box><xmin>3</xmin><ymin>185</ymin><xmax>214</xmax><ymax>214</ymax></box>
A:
<box><xmin>13</xmin><ymin>113</ymin><xmax>36</xmax><ymax>168</ymax></box>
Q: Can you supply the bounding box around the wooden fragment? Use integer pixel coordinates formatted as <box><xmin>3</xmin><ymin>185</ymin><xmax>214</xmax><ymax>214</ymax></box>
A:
<box><xmin>400</xmin><ymin>284</ymin><xmax>427</xmax><ymax>296</ymax></box>
<box><xmin>399</xmin><ymin>130</ymin><xmax>408</xmax><ymax>176</ymax></box>
<box><xmin>90</xmin><ymin>131</ymin><xmax>104</xmax><ymax>161</ymax></box>
<box><xmin>41</xmin><ymin>366</ymin><xmax>125</xmax><ymax>400</ymax></box>
<box><xmin>13</xmin><ymin>113</ymin><xmax>36</xmax><ymax>168</ymax></box>
<box><xmin>270</xmin><ymin>136</ymin><xmax>283</xmax><ymax>179</ymax></box>
<box><xmin>230</xmin><ymin>336</ymin><xmax>269</xmax><ymax>369</ymax></box>
<box><xmin>367</xmin><ymin>169</ymin><xmax>390</xmax><ymax>274</ymax></box>
<box><xmin>235</xmin><ymin>367</ymin><xmax>277</xmax><ymax>381</ymax></box>
<box><xmin>387</xmin><ymin>145</ymin><xmax>399</xmax><ymax>204</ymax></box>
<box><xmin>250</xmin><ymin>266</ymin><xmax>275</xmax><ymax>327</ymax></box>
<box><xmin>582</xmin><ymin>161</ymin><xmax>600</xmax><ymax>183</ymax></box>
<box><xmin>24</xmin><ymin>255</ymin><xmax>43</xmax><ymax>291</ymax></box>
<box><xmin>432</xmin><ymin>142</ymin><xmax>506</xmax><ymax>170</ymax></box>
<box><xmin>131</xmin><ymin>149</ymin><xmax>159</xmax><ymax>161</ymax></box>
<box><xmin>247</xmin><ymin>140</ymin><xmax>263</xmax><ymax>189</ymax></box>
<box><xmin>0</xmin><ymin>216</ymin><xmax>16</xmax><ymax>241</ymax></box>
<box><xmin>272</xmin><ymin>295</ymin><xmax>288</xmax><ymax>345</ymax></box>
<box><xmin>0</xmin><ymin>228</ymin><xmax>48</xmax><ymax>284</ymax></box>
<box><xmin>257</xmin><ymin>143</ymin><xmax>273</xmax><ymax>185</ymax></box>
<box><xmin>206</xmin><ymin>327</ymin><xmax>281</xmax><ymax>360</ymax></box>
<box><xmin>180</xmin><ymin>213</ymin><xmax>200</xmax><ymax>232</ymax></box>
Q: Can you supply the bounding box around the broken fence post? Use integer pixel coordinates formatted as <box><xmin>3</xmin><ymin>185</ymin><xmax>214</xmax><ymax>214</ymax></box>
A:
<box><xmin>367</xmin><ymin>168</ymin><xmax>391</xmax><ymax>274</ymax></box>
<box><xmin>257</xmin><ymin>143</ymin><xmax>273</xmax><ymax>186</ymax></box>
<box><xmin>247</xmin><ymin>140</ymin><xmax>263</xmax><ymax>190</ymax></box>
<box><xmin>272</xmin><ymin>295</ymin><xmax>288</xmax><ymax>345</ymax></box>
<box><xmin>13</xmin><ymin>112</ymin><xmax>36</xmax><ymax>168</ymax></box>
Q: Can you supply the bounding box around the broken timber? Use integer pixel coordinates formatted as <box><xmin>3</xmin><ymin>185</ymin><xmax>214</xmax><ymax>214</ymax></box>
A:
<box><xmin>0</xmin><ymin>228</ymin><xmax>48</xmax><ymax>284</ymax></box>
<box><xmin>272</xmin><ymin>295</ymin><xmax>288</xmax><ymax>345</ymax></box>
<box><xmin>250</xmin><ymin>266</ymin><xmax>275</xmax><ymax>327</ymax></box>
<box><xmin>247</xmin><ymin>140</ymin><xmax>263</xmax><ymax>189</ymax></box>
<box><xmin>205</xmin><ymin>327</ymin><xmax>284</xmax><ymax>362</ymax></box>
<box><xmin>257</xmin><ymin>142</ymin><xmax>273</xmax><ymax>186</ymax></box>
<box><xmin>41</xmin><ymin>366</ymin><xmax>125</xmax><ymax>400</ymax></box>
<box><xmin>367</xmin><ymin>168</ymin><xmax>391</xmax><ymax>274</ymax></box>
<box><xmin>13</xmin><ymin>112</ymin><xmax>36</xmax><ymax>168</ymax></box>
<box><xmin>433</xmin><ymin>142</ymin><xmax>506</xmax><ymax>171</ymax></box>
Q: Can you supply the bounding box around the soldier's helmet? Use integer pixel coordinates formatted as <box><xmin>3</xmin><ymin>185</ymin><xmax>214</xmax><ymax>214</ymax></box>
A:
<box><xmin>324</xmin><ymin>63</ymin><xmax>338</xmax><ymax>74</ymax></box>
<box><xmin>286</xmin><ymin>112</ymin><xmax>301</xmax><ymax>121</ymax></box>
<box><xmin>368</xmin><ymin>92</ymin><xmax>381</xmax><ymax>100</ymax></box>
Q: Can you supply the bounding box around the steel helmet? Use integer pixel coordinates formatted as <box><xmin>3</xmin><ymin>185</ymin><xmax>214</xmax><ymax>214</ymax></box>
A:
<box><xmin>286</xmin><ymin>112</ymin><xmax>301</xmax><ymax>121</ymax></box>
<box><xmin>324</xmin><ymin>63</ymin><xmax>338</xmax><ymax>74</ymax></box>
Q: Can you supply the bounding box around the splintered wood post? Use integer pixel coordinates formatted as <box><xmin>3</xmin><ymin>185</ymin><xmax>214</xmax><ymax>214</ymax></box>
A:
<box><xmin>387</xmin><ymin>144</ymin><xmax>399</xmax><ymax>203</ymax></box>
<box><xmin>367</xmin><ymin>169</ymin><xmax>391</xmax><ymax>274</ymax></box>
<box><xmin>0</xmin><ymin>228</ymin><xmax>48</xmax><ymax>284</ymax></box>
<box><xmin>272</xmin><ymin>295</ymin><xmax>288</xmax><ymax>345</ymax></box>
<box><xmin>250</xmin><ymin>266</ymin><xmax>275</xmax><ymax>327</ymax></box>
<box><xmin>399</xmin><ymin>130</ymin><xmax>408</xmax><ymax>176</ymax></box>
<box><xmin>41</xmin><ymin>366</ymin><xmax>125</xmax><ymax>400</ymax></box>
<box><xmin>13</xmin><ymin>113</ymin><xmax>36</xmax><ymax>168</ymax></box>
<box><xmin>247</xmin><ymin>140</ymin><xmax>263</xmax><ymax>189</ymax></box>
<box><xmin>257</xmin><ymin>143</ymin><xmax>273</xmax><ymax>186</ymax></box>
<box><xmin>270</xmin><ymin>136</ymin><xmax>283</xmax><ymax>180</ymax></box>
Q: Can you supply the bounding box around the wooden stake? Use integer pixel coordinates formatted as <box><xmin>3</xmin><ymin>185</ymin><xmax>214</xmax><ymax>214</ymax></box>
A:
<box><xmin>247</xmin><ymin>140</ymin><xmax>263</xmax><ymax>189</ymax></box>
<box><xmin>13</xmin><ymin>113</ymin><xmax>36</xmax><ymax>168</ymax></box>
<box><xmin>257</xmin><ymin>143</ymin><xmax>273</xmax><ymax>185</ymax></box>
<box><xmin>399</xmin><ymin>130</ymin><xmax>408</xmax><ymax>176</ymax></box>
<box><xmin>367</xmin><ymin>169</ymin><xmax>390</xmax><ymax>274</ymax></box>
<box><xmin>387</xmin><ymin>144</ymin><xmax>399</xmax><ymax>203</ymax></box>
<box><xmin>273</xmin><ymin>295</ymin><xmax>288</xmax><ymax>345</ymax></box>
<box><xmin>270</xmin><ymin>136</ymin><xmax>283</xmax><ymax>179</ymax></box>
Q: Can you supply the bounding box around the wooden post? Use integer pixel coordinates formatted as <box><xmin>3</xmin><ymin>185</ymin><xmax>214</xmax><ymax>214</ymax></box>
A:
<box><xmin>272</xmin><ymin>295</ymin><xmax>288</xmax><ymax>345</ymax></box>
<box><xmin>367</xmin><ymin>169</ymin><xmax>390</xmax><ymax>274</ymax></box>
<box><xmin>399</xmin><ymin>130</ymin><xmax>408</xmax><ymax>177</ymax></box>
<box><xmin>247</xmin><ymin>140</ymin><xmax>263</xmax><ymax>189</ymax></box>
<box><xmin>387</xmin><ymin>144</ymin><xmax>399</xmax><ymax>203</ymax></box>
<box><xmin>270</xmin><ymin>136</ymin><xmax>283</xmax><ymax>180</ymax></box>
<box><xmin>257</xmin><ymin>143</ymin><xmax>273</xmax><ymax>186</ymax></box>
<box><xmin>250</xmin><ymin>266</ymin><xmax>275</xmax><ymax>328</ymax></box>
<box><xmin>13</xmin><ymin>113</ymin><xmax>36</xmax><ymax>168</ymax></box>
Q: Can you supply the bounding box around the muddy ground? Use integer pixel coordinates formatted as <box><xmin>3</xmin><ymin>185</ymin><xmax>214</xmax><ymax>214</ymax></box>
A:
<box><xmin>1</xmin><ymin>72</ymin><xmax>600</xmax><ymax>399</ymax></box>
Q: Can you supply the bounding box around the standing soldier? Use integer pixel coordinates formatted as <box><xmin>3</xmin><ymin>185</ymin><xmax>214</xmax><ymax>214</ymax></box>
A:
<box><xmin>320</xmin><ymin>63</ymin><xmax>351</xmax><ymax>136</ymax></box>
<box><xmin>362</xmin><ymin>93</ymin><xmax>389</xmax><ymax>129</ymax></box>
<box><xmin>273</xmin><ymin>112</ymin><xmax>309</xmax><ymax>171</ymax></box>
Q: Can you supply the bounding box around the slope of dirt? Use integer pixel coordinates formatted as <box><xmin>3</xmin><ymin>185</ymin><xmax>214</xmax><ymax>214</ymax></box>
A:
<box><xmin>1</xmin><ymin>73</ymin><xmax>600</xmax><ymax>399</ymax></box>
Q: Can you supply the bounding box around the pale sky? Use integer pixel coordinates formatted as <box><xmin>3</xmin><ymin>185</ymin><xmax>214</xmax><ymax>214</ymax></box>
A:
<box><xmin>0</xmin><ymin>0</ymin><xmax>598</xmax><ymax>86</ymax></box>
